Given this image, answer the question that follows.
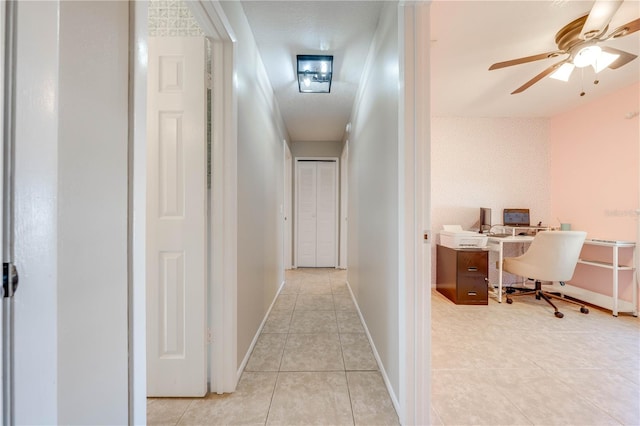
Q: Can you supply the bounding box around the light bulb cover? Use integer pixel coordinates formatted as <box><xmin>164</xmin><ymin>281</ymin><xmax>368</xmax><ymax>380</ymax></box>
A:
<box><xmin>592</xmin><ymin>50</ymin><xmax>620</xmax><ymax>73</ymax></box>
<box><xmin>297</xmin><ymin>55</ymin><xmax>333</xmax><ymax>93</ymax></box>
<box><xmin>573</xmin><ymin>45</ymin><xmax>602</xmax><ymax>68</ymax></box>
<box><xmin>549</xmin><ymin>62</ymin><xmax>575</xmax><ymax>81</ymax></box>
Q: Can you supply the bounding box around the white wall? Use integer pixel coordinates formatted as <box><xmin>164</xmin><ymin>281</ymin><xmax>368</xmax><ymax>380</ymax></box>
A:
<box><xmin>219</xmin><ymin>1</ymin><xmax>289</xmax><ymax>369</ymax></box>
<box><xmin>56</xmin><ymin>2</ymin><xmax>130</xmax><ymax>423</ymax></box>
<box><xmin>13</xmin><ymin>2</ymin><xmax>60</xmax><ymax>423</ymax></box>
<box><xmin>291</xmin><ymin>140</ymin><xmax>343</xmax><ymax>158</ymax></box>
<box><xmin>430</xmin><ymin>117</ymin><xmax>552</xmax><ymax>283</ymax></box>
<box><xmin>12</xmin><ymin>2</ymin><xmax>130</xmax><ymax>424</ymax></box>
<box><xmin>347</xmin><ymin>1</ymin><xmax>400</xmax><ymax>398</ymax></box>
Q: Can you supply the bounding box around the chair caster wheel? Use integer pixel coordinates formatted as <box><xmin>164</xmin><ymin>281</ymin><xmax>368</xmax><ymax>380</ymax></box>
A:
<box><xmin>506</xmin><ymin>298</ymin><xmax>513</xmax><ymax>304</ymax></box>
<box><xmin>554</xmin><ymin>311</ymin><xmax>564</xmax><ymax>318</ymax></box>
<box><xmin>580</xmin><ymin>307</ymin><xmax>589</xmax><ymax>314</ymax></box>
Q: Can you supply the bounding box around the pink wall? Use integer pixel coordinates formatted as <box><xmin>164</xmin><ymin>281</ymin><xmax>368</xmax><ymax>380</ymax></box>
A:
<box><xmin>550</xmin><ymin>82</ymin><xmax>639</xmax><ymax>305</ymax></box>
<box><xmin>550</xmin><ymin>82</ymin><xmax>639</xmax><ymax>240</ymax></box>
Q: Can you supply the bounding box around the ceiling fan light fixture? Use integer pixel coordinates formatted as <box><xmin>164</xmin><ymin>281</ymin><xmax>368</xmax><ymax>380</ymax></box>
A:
<box><xmin>573</xmin><ymin>45</ymin><xmax>602</xmax><ymax>68</ymax></box>
<box><xmin>549</xmin><ymin>62</ymin><xmax>575</xmax><ymax>81</ymax></box>
<box><xmin>297</xmin><ymin>55</ymin><xmax>333</xmax><ymax>93</ymax></box>
<box><xmin>592</xmin><ymin>50</ymin><xmax>620</xmax><ymax>72</ymax></box>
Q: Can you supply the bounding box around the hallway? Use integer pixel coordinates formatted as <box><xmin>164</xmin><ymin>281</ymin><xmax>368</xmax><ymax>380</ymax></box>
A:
<box><xmin>147</xmin><ymin>268</ymin><xmax>400</xmax><ymax>425</ymax></box>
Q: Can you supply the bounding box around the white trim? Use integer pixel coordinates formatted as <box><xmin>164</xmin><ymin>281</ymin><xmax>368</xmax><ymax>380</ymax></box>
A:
<box><xmin>190</xmin><ymin>1</ymin><xmax>236</xmax><ymax>43</ymax></box>
<box><xmin>397</xmin><ymin>2</ymin><xmax>430</xmax><ymax>425</ymax></box>
<box><xmin>283</xmin><ymin>142</ymin><xmax>293</xmax><ymax>270</ymax></box>
<box><xmin>0</xmin><ymin>0</ymin><xmax>6</xmax><ymax>419</ymax></box>
<box><xmin>186</xmin><ymin>0</ymin><xmax>238</xmax><ymax>395</ymax></box>
<box><xmin>209</xmin><ymin>33</ymin><xmax>238</xmax><ymax>394</ymax></box>
<box><xmin>339</xmin><ymin>142</ymin><xmax>349</xmax><ymax>269</ymax></box>
<box><xmin>413</xmin><ymin>3</ymin><xmax>431</xmax><ymax>423</ymax></box>
<box><xmin>294</xmin><ymin>157</ymin><xmax>340</xmax><ymax>269</ymax></box>
<box><xmin>236</xmin><ymin>279</ymin><xmax>286</xmax><ymax>379</ymax></box>
<box><xmin>129</xmin><ymin>2</ymin><xmax>148</xmax><ymax>424</ymax></box>
<box><xmin>190</xmin><ymin>1</ymin><xmax>239</xmax><ymax>394</ymax></box>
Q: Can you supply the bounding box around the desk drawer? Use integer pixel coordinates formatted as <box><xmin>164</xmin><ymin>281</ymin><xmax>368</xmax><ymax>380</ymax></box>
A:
<box><xmin>457</xmin><ymin>275</ymin><xmax>488</xmax><ymax>304</ymax></box>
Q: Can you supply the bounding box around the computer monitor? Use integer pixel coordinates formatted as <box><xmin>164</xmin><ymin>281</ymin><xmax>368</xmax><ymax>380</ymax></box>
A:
<box><xmin>479</xmin><ymin>207</ymin><xmax>491</xmax><ymax>233</ymax></box>
<box><xmin>503</xmin><ymin>208</ymin><xmax>530</xmax><ymax>227</ymax></box>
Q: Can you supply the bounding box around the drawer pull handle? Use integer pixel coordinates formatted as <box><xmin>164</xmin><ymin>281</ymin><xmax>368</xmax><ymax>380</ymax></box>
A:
<box><xmin>467</xmin><ymin>267</ymin><xmax>478</xmax><ymax>271</ymax></box>
<box><xmin>467</xmin><ymin>291</ymin><xmax>477</xmax><ymax>296</ymax></box>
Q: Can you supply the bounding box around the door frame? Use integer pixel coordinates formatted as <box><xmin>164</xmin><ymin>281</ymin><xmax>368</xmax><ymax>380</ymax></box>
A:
<box><xmin>293</xmin><ymin>157</ymin><xmax>339</xmax><ymax>269</ymax></box>
<box><xmin>191</xmin><ymin>2</ymin><xmax>239</xmax><ymax>395</ymax></box>
<box><xmin>1</xmin><ymin>0</ymin><xmax>7</xmax><ymax>419</ymax></box>
<box><xmin>339</xmin><ymin>142</ymin><xmax>348</xmax><ymax>269</ymax></box>
<box><xmin>130</xmin><ymin>1</ymin><xmax>238</xmax><ymax>421</ymax></box>
<box><xmin>283</xmin><ymin>142</ymin><xmax>293</xmax><ymax>270</ymax></box>
<box><xmin>397</xmin><ymin>3</ymin><xmax>430</xmax><ymax>425</ymax></box>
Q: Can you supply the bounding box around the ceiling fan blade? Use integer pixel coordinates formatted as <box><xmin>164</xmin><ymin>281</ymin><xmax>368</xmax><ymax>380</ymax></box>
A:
<box><xmin>601</xmin><ymin>46</ymin><xmax>638</xmax><ymax>69</ymax></box>
<box><xmin>607</xmin><ymin>18</ymin><xmax>640</xmax><ymax>39</ymax></box>
<box><xmin>511</xmin><ymin>60</ymin><xmax>568</xmax><ymax>94</ymax></box>
<box><xmin>489</xmin><ymin>51</ymin><xmax>565</xmax><ymax>70</ymax></box>
<box><xmin>580</xmin><ymin>0</ymin><xmax>623</xmax><ymax>40</ymax></box>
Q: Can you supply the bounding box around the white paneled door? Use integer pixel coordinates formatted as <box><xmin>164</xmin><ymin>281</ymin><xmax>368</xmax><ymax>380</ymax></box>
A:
<box><xmin>296</xmin><ymin>160</ymin><xmax>337</xmax><ymax>267</ymax></box>
<box><xmin>146</xmin><ymin>37</ymin><xmax>207</xmax><ymax>397</ymax></box>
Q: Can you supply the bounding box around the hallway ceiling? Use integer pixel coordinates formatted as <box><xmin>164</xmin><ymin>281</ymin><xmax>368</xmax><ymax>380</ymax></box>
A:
<box><xmin>241</xmin><ymin>1</ymin><xmax>384</xmax><ymax>142</ymax></box>
<box><xmin>240</xmin><ymin>1</ymin><xmax>640</xmax><ymax>142</ymax></box>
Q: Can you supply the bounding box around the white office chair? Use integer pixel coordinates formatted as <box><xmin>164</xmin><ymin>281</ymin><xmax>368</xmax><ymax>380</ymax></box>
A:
<box><xmin>502</xmin><ymin>230</ymin><xmax>588</xmax><ymax>318</ymax></box>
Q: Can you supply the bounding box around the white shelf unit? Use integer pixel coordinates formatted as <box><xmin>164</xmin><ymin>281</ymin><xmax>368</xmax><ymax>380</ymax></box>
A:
<box><xmin>547</xmin><ymin>239</ymin><xmax>637</xmax><ymax>317</ymax></box>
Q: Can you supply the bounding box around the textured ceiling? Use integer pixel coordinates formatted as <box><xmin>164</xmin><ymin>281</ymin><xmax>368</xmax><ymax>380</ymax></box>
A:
<box><xmin>241</xmin><ymin>1</ymin><xmax>384</xmax><ymax>142</ymax></box>
<box><xmin>240</xmin><ymin>1</ymin><xmax>640</xmax><ymax>143</ymax></box>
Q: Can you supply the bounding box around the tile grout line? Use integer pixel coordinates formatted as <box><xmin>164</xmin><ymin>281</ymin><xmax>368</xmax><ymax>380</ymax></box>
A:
<box><xmin>264</xmin><ymin>283</ymin><xmax>299</xmax><ymax>425</ymax></box>
<box><xmin>174</xmin><ymin>399</ymin><xmax>196</xmax><ymax>426</ymax></box>
<box><xmin>334</xmin><ymin>276</ymin><xmax>358</xmax><ymax>426</ymax></box>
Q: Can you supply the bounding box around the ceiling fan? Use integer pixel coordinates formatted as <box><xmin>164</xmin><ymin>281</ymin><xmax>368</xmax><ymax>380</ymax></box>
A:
<box><xmin>489</xmin><ymin>0</ymin><xmax>640</xmax><ymax>95</ymax></box>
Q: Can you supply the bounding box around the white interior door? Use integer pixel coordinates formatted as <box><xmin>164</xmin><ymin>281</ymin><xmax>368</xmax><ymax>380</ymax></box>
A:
<box><xmin>296</xmin><ymin>161</ymin><xmax>317</xmax><ymax>267</ymax></box>
<box><xmin>295</xmin><ymin>160</ymin><xmax>337</xmax><ymax>268</ymax></box>
<box><xmin>146</xmin><ymin>37</ymin><xmax>207</xmax><ymax>397</ymax></box>
<box><xmin>316</xmin><ymin>162</ymin><xmax>337</xmax><ymax>267</ymax></box>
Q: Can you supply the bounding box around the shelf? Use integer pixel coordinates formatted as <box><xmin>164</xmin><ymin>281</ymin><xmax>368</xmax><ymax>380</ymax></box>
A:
<box><xmin>585</xmin><ymin>239</ymin><xmax>635</xmax><ymax>248</ymax></box>
<box><xmin>578</xmin><ymin>259</ymin><xmax>634</xmax><ymax>271</ymax></box>
<box><xmin>546</xmin><ymin>282</ymin><xmax>637</xmax><ymax>316</ymax></box>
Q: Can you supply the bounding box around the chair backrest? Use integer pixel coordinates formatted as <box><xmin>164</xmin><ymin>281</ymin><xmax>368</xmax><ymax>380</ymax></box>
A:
<box><xmin>504</xmin><ymin>231</ymin><xmax>587</xmax><ymax>282</ymax></box>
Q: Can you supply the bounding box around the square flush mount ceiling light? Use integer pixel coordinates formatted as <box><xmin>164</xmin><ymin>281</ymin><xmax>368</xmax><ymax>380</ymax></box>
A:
<box><xmin>297</xmin><ymin>55</ymin><xmax>333</xmax><ymax>93</ymax></box>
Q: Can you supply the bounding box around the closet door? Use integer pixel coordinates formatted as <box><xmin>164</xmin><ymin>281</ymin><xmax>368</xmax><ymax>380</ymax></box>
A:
<box><xmin>315</xmin><ymin>162</ymin><xmax>337</xmax><ymax>267</ymax></box>
<box><xmin>296</xmin><ymin>160</ymin><xmax>337</xmax><ymax>267</ymax></box>
<box><xmin>296</xmin><ymin>162</ymin><xmax>318</xmax><ymax>267</ymax></box>
<box><xmin>146</xmin><ymin>37</ymin><xmax>207</xmax><ymax>397</ymax></box>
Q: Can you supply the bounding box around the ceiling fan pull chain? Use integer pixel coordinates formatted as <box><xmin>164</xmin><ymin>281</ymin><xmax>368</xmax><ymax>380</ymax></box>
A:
<box><xmin>580</xmin><ymin>68</ymin><xmax>586</xmax><ymax>97</ymax></box>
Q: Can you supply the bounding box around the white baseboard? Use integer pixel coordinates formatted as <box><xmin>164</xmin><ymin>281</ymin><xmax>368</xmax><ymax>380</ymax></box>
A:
<box><xmin>236</xmin><ymin>279</ymin><xmax>286</xmax><ymax>380</ymax></box>
<box><xmin>344</xmin><ymin>280</ymin><xmax>401</xmax><ymax>417</ymax></box>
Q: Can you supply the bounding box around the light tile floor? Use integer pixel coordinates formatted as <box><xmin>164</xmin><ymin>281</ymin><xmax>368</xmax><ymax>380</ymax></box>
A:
<box><xmin>431</xmin><ymin>287</ymin><xmax>640</xmax><ymax>425</ymax></box>
<box><xmin>147</xmin><ymin>268</ymin><xmax>400</xmax><ymax>425</ymax></box>
<box><xmin>148</xmin><ymin>269</ymin><xmax>640</xmax><ymax>425</ymax></box>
